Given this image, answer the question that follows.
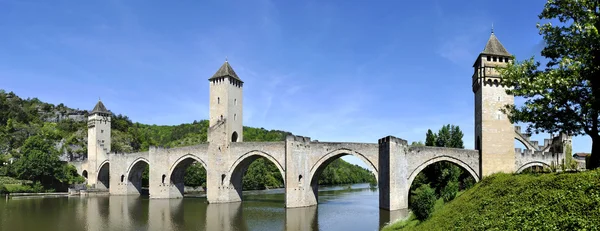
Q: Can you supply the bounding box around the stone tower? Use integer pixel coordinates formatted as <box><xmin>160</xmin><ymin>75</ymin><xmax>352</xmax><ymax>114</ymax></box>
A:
<box><xmin>473</xmin><ymin>31</ymin><xmax>515</xmax><ymax>176</ymax></box>
<box><xmin>208</xmin><ymin>61</ymin><xmax>244</xmax><ymax>143</ymax></box>
<box><xmin>86</xmin><ymin>99</ymin><xmax>111</xmax><ymax>185</ymax></box>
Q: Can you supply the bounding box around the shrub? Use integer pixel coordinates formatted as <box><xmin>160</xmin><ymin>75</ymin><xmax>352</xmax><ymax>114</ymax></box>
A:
<box><xmin>441</xmin><ymin>181</ymin><xmax>458</xmax><ymax>202</ymax></box>
<box><xmin>0</xmin><ymin>183</ymin><xmax>7</xmax><ymax>194</ymax></box>
<box><xmin>409</xmin><ymin>184</ymin><xmax>437</xmax><ymax>220</ymax></box>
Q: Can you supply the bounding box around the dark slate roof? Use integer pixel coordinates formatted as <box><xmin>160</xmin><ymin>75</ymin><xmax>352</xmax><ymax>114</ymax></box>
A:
<box><xmin>91</xmin><ymin>100</ymin><xmax>110</xmax><ymax>114</ymax></box>
<box><xmin>209</xmin><ymin>61</ymin><xmax>242</xmax><ymax>82</ymax></box>
<box><xmin>481</xmin><ymin>32</ymin><xmax>511</xmax><ymax>56</ymax></box>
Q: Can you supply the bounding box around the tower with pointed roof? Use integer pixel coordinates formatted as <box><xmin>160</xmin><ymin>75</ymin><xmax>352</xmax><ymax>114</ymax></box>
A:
<box><xmin>86</xmin><ymin>99</ymin><xmax>112</xmax><ymax>186</ymax></box>
<box><xmin>208</xmin><ymin>60</ymin><xmax>243</xmax><ymax>143</ymax></box>
<box><xmin>473</xmin><ymin>30</ymin><xmax>515</xmax><ymax>176</ymax></box>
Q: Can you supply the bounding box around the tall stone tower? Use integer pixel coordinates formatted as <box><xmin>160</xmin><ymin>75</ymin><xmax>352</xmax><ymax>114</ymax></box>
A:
<box><xmin>208</xmin><ymin>61</ymin><xmax>243</xmax><ymax>143</ymax></box>
<box><xmin>473</xmin><ymin>31</ymin><xmax>515</xmax><ymax>176</ymax></box>
<box><xmin>86</xmin><ymin>99</ymin><xmax>111</xmax><ymax>186</ymax></box>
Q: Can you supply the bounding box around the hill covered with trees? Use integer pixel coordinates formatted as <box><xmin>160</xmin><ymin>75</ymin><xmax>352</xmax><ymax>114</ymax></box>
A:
<box><xmin>0</xmin><ymin>90</ymin><xmax>375</xmax><ymax>191</ymax></box>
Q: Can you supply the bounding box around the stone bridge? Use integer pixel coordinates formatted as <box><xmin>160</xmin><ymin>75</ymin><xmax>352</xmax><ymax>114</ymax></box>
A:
<box><xmin>75</xmin><ymin>48</ymin><xmax>569</xmax><ymax>212</ymax></box>
<box><xmin>80</xmin><ymin>135</ymin><xmax>480</xmax><ymax>211</ymax></box>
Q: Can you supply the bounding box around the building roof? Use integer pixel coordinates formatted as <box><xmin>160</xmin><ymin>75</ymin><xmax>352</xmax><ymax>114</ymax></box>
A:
<box><xmin>481</xmin><ymin>32</ymin><xmax>511</xmax><ymax>56</ymax></box>
<box><xmin>91</xmin><ymin>100</ymin><xmax>110</xmax><ymax>114</ymax></box>
<box><xmin>573</xmin><ymin>153</ymin><xmax>590</xmax><ymax>157</ymax></box>
<box><xmin>209</xmin><ymin>61</ymin><xmax>242</xmax><ymax>82</ymax></box>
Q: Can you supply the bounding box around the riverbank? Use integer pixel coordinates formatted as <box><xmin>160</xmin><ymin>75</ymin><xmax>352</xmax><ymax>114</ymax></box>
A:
<box><xmin>384</xmin><ymin>170</ymin><xmax>600</xmax><ymax>230</ymax></box>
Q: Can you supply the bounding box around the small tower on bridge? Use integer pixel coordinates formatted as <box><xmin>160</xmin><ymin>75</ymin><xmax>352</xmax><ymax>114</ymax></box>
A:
<box><xmin>473</xmin><ymin>30</ymin><xmax>515</xmax><ymax>176</ymax></box>
<box><xmin>208</xmin><ymin>60</ymin><xmax>244</xmax><ymax>143</ymax></box>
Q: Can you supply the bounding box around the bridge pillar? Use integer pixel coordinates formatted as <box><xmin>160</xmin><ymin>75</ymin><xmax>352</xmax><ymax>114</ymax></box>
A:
<box><xmin>149</xmin><ymin>147</ymin><xmax>171</xmax><ymax>198</ymax></box>
<box><xmin>378</xmin><ymin>136</ymin><xmax>409</xmax><ymax>211</ymax></box>
<box><xmin>285</xmin><ymin>135</ymin><xmax>316</xmax><ymax>208</ymax></box>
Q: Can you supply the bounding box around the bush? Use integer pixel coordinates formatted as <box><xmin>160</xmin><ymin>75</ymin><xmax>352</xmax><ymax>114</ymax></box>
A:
<box><xmin>409</xmin><ymin>184</ymin><xmax>437</xmax><ymax>220</ymax></box>
<box><xmin>0</xmin><ymin>183</ymin><xmax>7</xmax><ymax>194</ymax></box>
<box><xmin>441</xmin><ymin>181</ymin><xmax>458</xmax><ymax>202</ymax></box>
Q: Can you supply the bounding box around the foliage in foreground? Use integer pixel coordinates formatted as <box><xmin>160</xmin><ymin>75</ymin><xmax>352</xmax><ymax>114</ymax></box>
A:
<box><xmin>498</xmin><ymin>0</ymin><xmax>600</xmax><ymax>169</ymax></box>
<box><xmin>389</xmin><ymin>170</ymin><xmax>600</xmax><ymax>230</ymax></box>
<box><xmin>409</xmin><ymin>184</ymin><xmax>436</xmax><ymax>220</ymax></box>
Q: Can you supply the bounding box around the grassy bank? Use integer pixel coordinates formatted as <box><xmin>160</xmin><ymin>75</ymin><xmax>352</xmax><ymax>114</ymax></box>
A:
<box><xmin>384</xmin><ymin>170</ymin><xmax>600</xmax><ymax>230</ymax></box>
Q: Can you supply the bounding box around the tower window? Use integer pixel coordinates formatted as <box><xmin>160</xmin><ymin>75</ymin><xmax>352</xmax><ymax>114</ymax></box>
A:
<box><xmin>497</xmin><ymin>97</ymin><xmax>501</xmax><ymax>102</ymax></box>
<box><xmin>220</xmin><ymin>115</ymin><xmax>223</xmax><ymax>120</ymax></box>
<box><xmin>218</xmin><ymin>97</ymin><xmax>220</xmax><ymax>104</ymax></box>
<box><xmin>234</xmin><ymin>114</ymin><xmax>237</xmax><ymax>121</ymax></box>
<box><xmin>496</xmin><ymin>110</ymin><xmax>502</xmax><ymax>120</ymax></box>
<box><xmin>102</xmin><ymin>140</ymin><xmax>104</xmax><ymax>143</ymax></box>
<box><xmin>234</xmin><ymin>99</ymin><xmax>237</xmax><ymax>105</ymax></box>
<box><xmin>101</xmin><ymin>130</ymin><xmax>104</xmax><ymax>133</ymax></box>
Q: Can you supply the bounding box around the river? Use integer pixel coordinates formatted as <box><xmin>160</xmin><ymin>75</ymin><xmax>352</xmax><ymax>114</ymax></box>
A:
<box><xmin>0</xmin><ymin>183</ymin><xmax>408</xmax><ymax>231</ymax></box>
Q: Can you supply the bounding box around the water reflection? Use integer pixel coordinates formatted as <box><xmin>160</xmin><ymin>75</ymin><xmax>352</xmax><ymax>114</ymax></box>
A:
<box><xmin>0</xmin><ymin>184</ymin><xmax>408</xmax><ymax>231</ymax></box>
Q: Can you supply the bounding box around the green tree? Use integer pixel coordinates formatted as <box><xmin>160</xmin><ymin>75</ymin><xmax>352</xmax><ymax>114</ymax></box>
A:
<box><xmin>12</xmin><ymin>135</ymin><xmax>61</xmax><ymax>185</ymax></box>
<box><xmin>411</xmin><ymin>141</ymin><xmax>425</xmax><ymax>146</ymax></box>
<box><xmin>425</xmin><ymin>129</ymin><xmax>436</xmax><ymax>146</ymax></box>
<box><xmin>499</xmin><ymin>0</ymin><xmax>600</xmax><ymax>169</ymax></box>
<box><xmin>410</xmin><ymin>184</ymin><xmax>437</xmax><ymax>221</ymax></box>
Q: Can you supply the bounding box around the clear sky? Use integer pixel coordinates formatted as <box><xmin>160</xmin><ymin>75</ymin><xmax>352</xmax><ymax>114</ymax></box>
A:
<box><xmin>0</xmin><ymin>0</ymin><xmax>590</xmax><ymax>168</ymax></box>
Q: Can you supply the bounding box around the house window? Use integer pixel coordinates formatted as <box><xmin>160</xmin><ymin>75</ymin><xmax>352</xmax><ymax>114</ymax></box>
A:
<box><xmin>493</xmin><ymin>57</ymin><xmax>497</xmax><ymax>62</ymax></box>
<box><xmin>498</xmin><ymin>97</ymin><xmax>501</xmax><ymax>102</ymax></box>
<box><xmin>487</xmin><ymin>56</ymin><xmax>491</xmax><ymax>61</ymax></box>
<box><xmin>505</xmin><ymin>57</ymin><xmax>509</xmax><ymax>62</ymax></box>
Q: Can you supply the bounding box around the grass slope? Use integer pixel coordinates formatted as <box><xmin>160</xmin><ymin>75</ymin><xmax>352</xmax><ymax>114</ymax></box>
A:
<box><xmin>388</xmin><ymin>170</ymin><xmax>600</xmax><ymax>230</ymax></box>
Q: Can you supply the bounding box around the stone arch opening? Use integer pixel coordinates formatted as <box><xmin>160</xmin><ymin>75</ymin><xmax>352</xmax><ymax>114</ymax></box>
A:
<box><xmin>97</xmin><ymin>162</ymin><xmax>110</xmax><ymax>189</ymax></box>
<box><xmin>407</xmin><ymin>157</ymin><xmax>479</xmax><ymax>206</ymax></box>
<box><xmin>231</xmin><ymin>131</ymin><xmax>238</xmax><ymax>142</ymax></box>
<box><xmin>169</xmin><ymin>154</ymin><xmax>208</xmax><ymax>198</ymax></box>
<box><xmin>516</xmin><ymin>162</ymin><xmax>551</xmax><ymax>173</ymax></box>
<box><xmin>82</xmin><ymin>170</ymin><xmax>88</xmax><ymax>179</ymax></box>
<box><xmin>309</xmin><ymin>150</ymin><xmax>378</xmax><ymax>204</ymax></box>
<box><xmin>228</xmin><ymin>151</ymin><xmax>285</xmax><ymax>201</ymax></box>
<box><xmin>126</xmin><ymin>158</ymin><xmax>150</xmax><ymax>195</ymax></box>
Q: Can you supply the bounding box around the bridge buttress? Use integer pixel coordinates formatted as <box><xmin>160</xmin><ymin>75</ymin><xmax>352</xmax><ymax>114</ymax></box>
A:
<box><xmin>378</xmin><ymin>136</ymin><xmax>409</xmax><ymax>211</ymax></box>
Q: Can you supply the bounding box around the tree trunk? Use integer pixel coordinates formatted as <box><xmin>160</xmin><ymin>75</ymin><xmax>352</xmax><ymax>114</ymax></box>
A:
<box><xmin>590</xmin><ymin>135</ymin><xmax>600</xmax><ymax>169</ymax></box>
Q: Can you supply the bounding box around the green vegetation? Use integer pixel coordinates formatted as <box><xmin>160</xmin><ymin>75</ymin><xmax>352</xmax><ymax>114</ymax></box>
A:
<box><xmin>0</xmin><ymin>90</ymin><xmax>375</xmax><ymax>192</ymax></box>
<box><xmin>385</xmin><ymin>170</ymin><xmax>600</xmax><ymax>230</ymax></box>
<box><xmin>409</xmin><ymin>184</ymin><xmax>436</xmax><ymax>220</ymax></box>
<box><xmin>410</xmin><ymin>125</ymin><xmax>474</xmax><ymax>202</ymax></box>
<box><xmin>499</xmin><ymin>0</ymin><xmax>600</xmax><ymax>169</ymax></box>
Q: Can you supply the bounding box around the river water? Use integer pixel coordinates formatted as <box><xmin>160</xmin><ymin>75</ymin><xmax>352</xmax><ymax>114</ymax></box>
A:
<box><xmin>0</xmin><ymin>183</ymin><xmax>408</xmax><ymax>231</ymax></box>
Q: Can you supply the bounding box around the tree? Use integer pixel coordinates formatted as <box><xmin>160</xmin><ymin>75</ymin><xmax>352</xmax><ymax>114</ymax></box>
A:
<box><xmin>425</xmin><ymin>129</ymin><xmax>436</xmax><ymax>146</ymax></box>
<box><xmin>410</xmin><ymin>184</ymin><xmax>437</xmax><ymax>220</ymax></box>
<box><xmin>411</xmin><ymin>141</ymin><xmax>425</xmax><ymax>146</ymax></box>
<box><xmin>12</xmin><ymin>135</ymin><xmax>62</xmax><ymax>185</ymax></box>
<box><xmin>499</xmin><ymin>0</ymin><xmax>600</xmax><ymax>168</ymax></box>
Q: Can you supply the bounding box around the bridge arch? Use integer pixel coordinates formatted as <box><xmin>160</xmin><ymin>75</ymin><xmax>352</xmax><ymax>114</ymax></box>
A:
<box><xmin>407</xmin><ymin>155</ymin><xmax>480</xmax><ymax>189</ymax></box>
<box><xmin>126</xmin><ymin>157</ymin><xmax>150</xmax><ymax>195</ymax></box>
<box><xmin>228</xmin><ymin>150</ymin><xmax>285</xmax><ymax>199</ymax></box>
<box><xmin>514</xmin><ymin>131</ymin><xmax>537</xmax><ymax>150</ymax></box>
<box><xmin>516</xmin><ymin>161</ymin><xmax>551</xmax><ymax>173</ymax></box>
<box><xmin>168</xmin><ymin>154</ymin><xmax>208</xmax><ymax>198</ymax></box>
<box><xmin>97</xmin><ymin>160</ymin><xmax>110</xmax><ymax>189</ymax></box>
<box><xmin>309</xmin><ymin>148</ymin><xmax>378</xmax><ymax>184</ymax></box>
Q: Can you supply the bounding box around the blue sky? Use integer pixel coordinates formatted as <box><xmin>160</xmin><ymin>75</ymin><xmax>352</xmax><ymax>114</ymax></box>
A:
<box><xmin>0</xmin><ymin>0</ymin><xmax>591</xmax><ymax>168</ymax></box>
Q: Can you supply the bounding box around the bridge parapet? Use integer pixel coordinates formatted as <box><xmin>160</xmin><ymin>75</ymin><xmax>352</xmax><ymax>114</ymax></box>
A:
<box><xmin>515</xmin><ymin>148</ymin><xmax>561</xmax><ymax>172</ymax></box>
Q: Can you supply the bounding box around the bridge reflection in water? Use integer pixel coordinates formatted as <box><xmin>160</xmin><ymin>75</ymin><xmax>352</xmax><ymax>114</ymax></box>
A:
<box><xmin>0</xmin><ymin>185</ymin><xmax>408</xmax><ymax>231</ymax></box>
